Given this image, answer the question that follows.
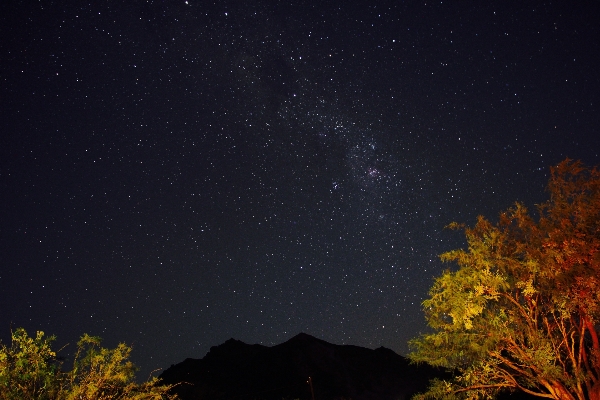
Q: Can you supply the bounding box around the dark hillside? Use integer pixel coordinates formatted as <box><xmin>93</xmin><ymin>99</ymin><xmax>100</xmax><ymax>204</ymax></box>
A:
<box><xmin>159</xmin><ymin>333</ymin><xmax>446</xmax><ymax>400</ymax></box>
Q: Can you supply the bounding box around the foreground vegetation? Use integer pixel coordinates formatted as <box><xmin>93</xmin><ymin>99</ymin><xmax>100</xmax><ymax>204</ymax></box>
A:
<box><xmin>410</xmin><ymin>159</ymin><xmax>600</xmax><ymax>400</ymax></box>
<box><xmin>0</xmin><ymin>328</ymin><xmax>177</xmax><ymax>399</ymax></box>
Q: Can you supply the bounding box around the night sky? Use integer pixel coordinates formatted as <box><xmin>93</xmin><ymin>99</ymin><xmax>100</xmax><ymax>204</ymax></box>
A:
<box><xmin>2</xmin><ymin>1</ymin><xmax>600</xmax><ymax>379</ymax></box>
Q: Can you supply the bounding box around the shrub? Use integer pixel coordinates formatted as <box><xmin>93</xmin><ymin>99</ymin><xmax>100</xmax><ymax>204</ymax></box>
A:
<box><xmin>0</xmin><ymin>328</ymin><xmax>177</xmax><ymax>400</ymax></box>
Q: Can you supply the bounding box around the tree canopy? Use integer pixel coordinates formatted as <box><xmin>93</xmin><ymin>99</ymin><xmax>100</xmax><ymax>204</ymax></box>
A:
<box><xmin>0</xmin><ymin>328</ymin><xmax>178</xmax><ymax>400</ymax></box>
<box><xmin>409</xmin><ymin>159</ymin><xmax>600</xmax><ymax>400</ymax></box>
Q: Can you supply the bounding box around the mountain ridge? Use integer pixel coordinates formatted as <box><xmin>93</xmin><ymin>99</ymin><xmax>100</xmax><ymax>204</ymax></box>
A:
<box><xmin>159</xmin><ymin>332</ymin><xmax>446</xmax><ymax>400</ymax></box>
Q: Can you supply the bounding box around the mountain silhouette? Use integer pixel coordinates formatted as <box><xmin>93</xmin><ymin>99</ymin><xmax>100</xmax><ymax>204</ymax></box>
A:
<box><xmin>159</xmin><ymin>333</ymin><xmax>447</xmax><ymax>400</ymax></box>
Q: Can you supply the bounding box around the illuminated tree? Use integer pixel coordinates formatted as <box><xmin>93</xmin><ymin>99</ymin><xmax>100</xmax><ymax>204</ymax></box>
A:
<box><xmin>409</xmin><ymin>159</ymin><xmax>600</xmax><ymax>400</ymax></box>
<box><xmin>0</xmin><ymin>328</ymin><xmax>60</xmax><ymax>400</ymax></box>
<box><xmin>0</xmin><ymin>328</ymin><xmax>178</xmax><ymax>399</ymax></box>
<box><xmin>63</xmin><ymin>333</ymin><xmax>177</xmax><ymax>400</ymax></box>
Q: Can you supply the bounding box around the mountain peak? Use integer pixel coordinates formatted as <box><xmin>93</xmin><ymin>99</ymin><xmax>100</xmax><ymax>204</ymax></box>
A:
<box><xmin>160</xmin><ymin>333</ymin><xmax>446</xmax><ymax>400</ymax></box>
<box><xmin>290</xmin><ymin>332</ymin><xmax>315</xmax><ymax>340</ymax></box>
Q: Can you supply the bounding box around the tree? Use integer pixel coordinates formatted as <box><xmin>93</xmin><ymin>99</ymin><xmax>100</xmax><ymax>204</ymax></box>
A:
<box><xmin>409</xmin><ymin>159</ymin><xmax>600</xmax><ymax>400</ymax></box>
<box><xmin>0</xmin><ymin>328</ymin><xmax>178</xmax><ymax>399</ymax></box>
<box><xmin>0</xmin><ymin>328</ymin><xmax>60</xmax><ymax>400</ymax></box>
<box><xmin>63</xmin><ymin>333</ymin><xmax>177</xmax><ymax>400</ymax></box>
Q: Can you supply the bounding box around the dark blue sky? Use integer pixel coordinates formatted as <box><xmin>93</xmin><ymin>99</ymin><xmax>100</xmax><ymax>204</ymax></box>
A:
<box><xmin>1</xmin><ymin>1</ymin><xmax>599</xmax><ymax>379</ymax></box>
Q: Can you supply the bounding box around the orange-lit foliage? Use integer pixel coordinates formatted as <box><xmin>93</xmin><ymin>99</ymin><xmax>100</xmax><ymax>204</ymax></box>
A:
<box><xmin>409</xmin><ymin>159</ymin><xmax>600</xmax><ymax>400</ymax></box>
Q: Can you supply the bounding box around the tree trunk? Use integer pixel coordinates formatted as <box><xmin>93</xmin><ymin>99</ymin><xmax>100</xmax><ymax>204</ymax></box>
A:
<box><xmin>549</xmin><ymin>383</ymin><xmax>576</xmax><ymax>400</ymax></box>
<box><xmin>589</xmin><ymin>381</ymin><xmax>600</xmax><ymax>400</ymax></box>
